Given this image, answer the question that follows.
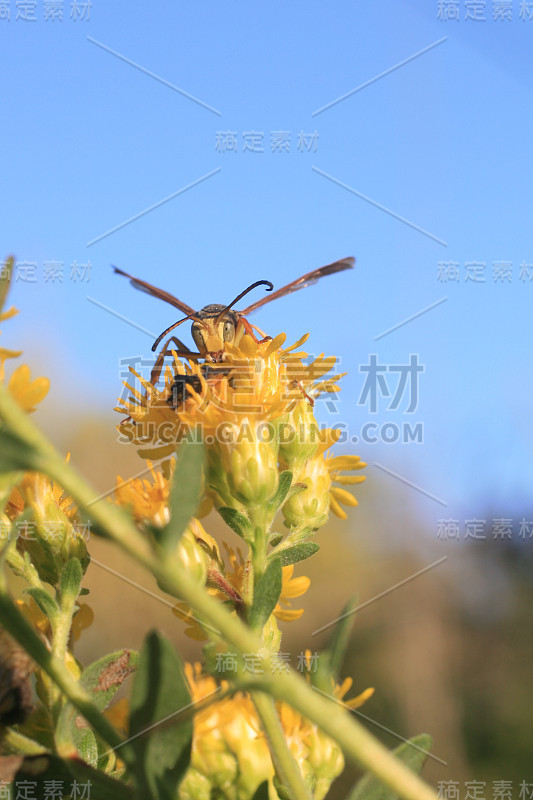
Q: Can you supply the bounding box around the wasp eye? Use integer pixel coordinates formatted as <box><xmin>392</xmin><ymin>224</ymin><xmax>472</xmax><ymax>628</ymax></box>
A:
<box><xmin>191</xmin><ymin>326</ymin><xmax>206</xmax><ymax>351</ymax></box>
<box><xmin>222</xmin><ymin>320</ymin><xmax>235</xmax><ymax>342</ymax></box>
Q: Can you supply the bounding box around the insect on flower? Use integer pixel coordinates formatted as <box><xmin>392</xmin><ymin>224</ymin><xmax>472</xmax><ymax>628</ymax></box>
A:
<box><xmin>114</xmin><ymin>257</ymin><xmax>354</xmax><ymax>407</ymax></box>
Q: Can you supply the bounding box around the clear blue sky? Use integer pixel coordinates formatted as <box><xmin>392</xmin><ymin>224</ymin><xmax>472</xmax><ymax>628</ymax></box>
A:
<box><xmin>2</xmin><ymin>0</ymin><xmax>532</xmax><ymax>530</ymax></box>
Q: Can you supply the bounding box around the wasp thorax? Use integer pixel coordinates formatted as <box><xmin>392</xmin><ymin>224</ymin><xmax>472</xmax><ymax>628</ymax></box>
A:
<box><xmin>191</xmin><ymin>308</ymin><xmax>238</xmax><ymax>358</ymax></box>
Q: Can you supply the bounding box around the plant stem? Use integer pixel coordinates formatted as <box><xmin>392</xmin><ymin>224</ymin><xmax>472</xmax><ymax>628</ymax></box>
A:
<box><xmin>252</xmin><ymin>691</ymin><xmax>310</xmax><ymax>800</ymax></box>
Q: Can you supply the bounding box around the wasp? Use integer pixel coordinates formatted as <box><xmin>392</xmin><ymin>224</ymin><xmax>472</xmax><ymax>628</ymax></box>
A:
<box><xmin>115</xmin><ymin>257</ymin><xmax>354</xmax><ymax>407</ymax></box>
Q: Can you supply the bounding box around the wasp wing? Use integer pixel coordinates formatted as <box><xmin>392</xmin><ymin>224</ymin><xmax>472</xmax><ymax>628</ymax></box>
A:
<box><xmin>239</xmin><ymin>257</ymin><xmax>355</xmax><ymax>315</ymax></box>
<box><xmin>113</xmin><ymin>266</ymin><xmax>196</xmax><ymax>317</ymax></box>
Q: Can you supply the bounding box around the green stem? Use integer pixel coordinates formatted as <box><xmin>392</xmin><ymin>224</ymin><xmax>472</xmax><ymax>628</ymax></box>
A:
<box><xmin>5</xmin><ymin>547</ymin><xmax>42</xmax><ymax>589</ymax></box>
<box><xmin>49</xmin><ymin>600</ymin><xmax>77</xmax><ymax>718</ymax></box>
<box><xmin>0</xmin><ymin>384</ymin><xmax>439</xmax><ymax>800</ymax></box>
<box><xmin>252</xmin><ymin>691</ymin><xmax>310</xmax><ymax>800</ymax></box>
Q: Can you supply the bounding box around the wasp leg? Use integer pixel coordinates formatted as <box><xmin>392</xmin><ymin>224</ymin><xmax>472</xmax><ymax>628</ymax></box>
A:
<box><xmin>240</xmin><ymin>317</ymin><xmax>272</xmax><ymax>344</ymax></box>
<box><xmin>151</xmin><ymin>336</ymin><xmax>201</xmax><ymax>385</ymax></box>
<box><xmin>289</xmin><ymin>379</ymin><xmax>315</xmax><ymax>407</ymax></box>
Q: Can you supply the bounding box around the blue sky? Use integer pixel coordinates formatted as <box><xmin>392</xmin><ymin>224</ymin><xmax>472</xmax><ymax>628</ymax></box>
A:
<box><xmin>2</xmin><ymin>0</ymin><xmax>532</xmax><ymax>532</ymax></box>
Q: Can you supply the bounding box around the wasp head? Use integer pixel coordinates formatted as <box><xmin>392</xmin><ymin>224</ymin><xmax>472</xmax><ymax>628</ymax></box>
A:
<box><xmin>191</xmin><ymin>306</ymin><xmax>238</xmax><ymax>361</ymax></box>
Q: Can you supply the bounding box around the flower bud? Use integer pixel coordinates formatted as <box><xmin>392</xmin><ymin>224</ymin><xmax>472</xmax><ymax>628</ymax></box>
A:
<box><xmin>175</xmin><ymin>526</ymin><xmax>208</xmax><ymax>586</ymax></box>
<box><xmin>307</xmin><ymin>727</ymin><xmax>344</xmax><ymax>800</ymax></box>
<box><xmin>278</xmin><ymin>401</ymin><xmax>320</xmax><ymax>480</ymax></box>
<box><xmin>282</xmin><ymin>456</ymin><xmax>331</xmax><ymax>530</ymax></box>
<box><xmin>211</xmin><ymin>420</ymin><xmax>279</xmax><ymax>507</ymax></box>
<box><xmin>15</xmin><ymin>473</ymin><xmax>88</xmax><ymax>584</ymax></box>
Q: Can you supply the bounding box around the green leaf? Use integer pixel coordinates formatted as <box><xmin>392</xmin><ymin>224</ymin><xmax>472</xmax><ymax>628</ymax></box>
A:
<box><xmin>276</xmin><ymin>542</ymin><xmax>320</xmax><ymax>566</ymax></box>
<box><xmin>25</xmin><ymin>587</ymin><xmax>60</xmax><ymax>622</ymax></box>
<box><xmin>59</xmin><ymin>558</ymin><xmax>82</xmax><ymax>605</ymax></box>
<box><xmin>268</xmin><ymin>470</ymin><xmax>293</xmax><ymax>512</ymax></box>
<box><xmin>77</xmin><ymin>727</ymin><xmax>99</xmax><ymax>767</ymax></box>
<box><xmin>346</xmin><ymin>734</ymin><xmax>433</xmax><ymax>800</ymax></box>
<box><xmin>249</xmin><ymin>558</ymin><xmax>282</xmax><ymax>630</ymax></box>
<box><xmin>56</xmin><ymin>650</ymin><xmax>138</xmax><ymax>762</ymax></box>
<box><xmin>129</xmin><ymin>631</ymin><xmax>192</xmax><ymax>800</ymax></box>
<box><xmin>160</xmin><ymin>441</ymin><xmax>204</xmax><ymax>552</ymax></box>
<box><xmin>80</xmin><ymin>650</ymin><xmax>138</xmax><ymax>711</ymax></box>
<box><xmin>325</xmin><ymin>596</ymin><xmax>359</xmax><ymax>681</ymax></box>
<box><xmin>252</xmin><ymin>781</ymin><xmax>270</xmax><ymax>800</ymax></box>
<box><xmin>218</xmin><ymin>506</ymin><xmax>252</xmax><ymax>540</ymax></box>
<box><xmin>0</xmin><ymin>429</ymin><xmax>40</xmax><ymax>474</ymax></box>
<box><xmin>0</xmin><ymin>470</ymin><xmax>23</xmax><ymax>516</ymax></box>
<box><xmin>269</xmin><ymin>532</ymin><xmax>283</xmax><ymax>547</ymax></box>
<box><xmin>9</xmin><ymin>752</ymin><xmax>135</xmax><ymax>800</ymax></box>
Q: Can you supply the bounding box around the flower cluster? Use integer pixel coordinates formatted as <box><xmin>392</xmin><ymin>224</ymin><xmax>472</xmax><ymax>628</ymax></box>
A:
<box><xmin>115</xmin><ymin>324</ymin><xmax>366</xmax><ymax>529</ymax></box>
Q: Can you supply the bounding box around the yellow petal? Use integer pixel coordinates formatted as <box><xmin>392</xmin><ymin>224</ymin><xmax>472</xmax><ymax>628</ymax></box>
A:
<box><xmin>282</xmin><ymin>576</ymin><xmax>310</xmax><ymax>598</ymax></box>
<box><xmin>332</xmin><ymin>475</ymin><xmax>366</xmax><ymax>485</ymax></box>
<box><xmin>328</xmin><ymin>455</ymin><xmax>364</xmax><ymax>470</ymax></box>
<box><xmin>0</xmin><ymin>306</ymin><xmax>19</xmax><ymax>321</ymax></box>
<box><xmin>274</xmin><ymin>607</ymin><xmax>304</xmax><ymax>621</ymax></box>
<box><xmin>282</xmin><ymin>564</ymin><xmax>294</xmax><ymax>580</ymax></box>
<box><xmin>264</xmin><ymin>332</ymin><xmax>287</xmax><ymax>357</ymax></box>
<box><xmin>345</xmin><ymin>687</ymin><xmax>375</xmax><ymax>709</ymax></box>
<box><xmin>283</xmin><ymin>333</ymin><xmax>310</xmax><ymax>353</ymax></box>
<box><xmin>330</xmin><ymin>487</ymin><xmax>358</xmax><ymax>507</ymax></box>
<box><xmin>329</xmin><ymin>493</ymin><xmax>346</xmax><ymax>519</ymax></box>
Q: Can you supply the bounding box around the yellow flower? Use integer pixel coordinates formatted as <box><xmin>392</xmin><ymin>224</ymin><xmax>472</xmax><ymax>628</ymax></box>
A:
<box><xmin>71</xmin><ymin>603</ymin><xmax>94</xmax><ymax>642</ymax></box>
<box><xmin>0</xmin><ymin>304</ymin><xmax>49</xmax><ymax>411</ymax></box>
<box><xmin>282</xmin><ymin>429</ymin><xmax>366</xmax><ymax>528</ymax></box>
<box><xmin>114</xmin><ymin>462</ymin><xmax>209</xmax><ymax>581</ymax></box>
<box><xmin>114</xmin><ymin>460</ymin><xmax>171</xmax><ymax>527</ymax></box>
<box><xmin>183</xmin><ymin>662</ymin><xmax>273</xmax><ymax>800</ymax></box>
<box><xmin>7</xmin><ymin>468</ymin><xmax>76</xmax><ymax>522</ymax></box>
<box><xmin>5</xmin><ymin>465</ymin><xmax>87</xmax><ymax>584</ymax></box>
<box><xmin>7</xmin><ymin>364</ymin><xmax>50</xmax><ymax>413</ymax></box>
<box><xmin>115</xmin><ymin>331</ymin><xmax>342</xmax><ymax>463</ymax></box>
<box><xmin>274</xmin><ymin>565</ymin><xmax>310</xmax><ymax>622</ymax></box>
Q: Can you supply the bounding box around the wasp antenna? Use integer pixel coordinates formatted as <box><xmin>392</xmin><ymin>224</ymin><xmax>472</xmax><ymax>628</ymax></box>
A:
<box><xmin>152</xmin><ymin>314</ymin><xmax>201</xmax><ymax>352</ymax></box>
<box><xmin>215</xmin><ymin>280</ymin><xmax>274</xmax><ymax>323</ymax></box>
